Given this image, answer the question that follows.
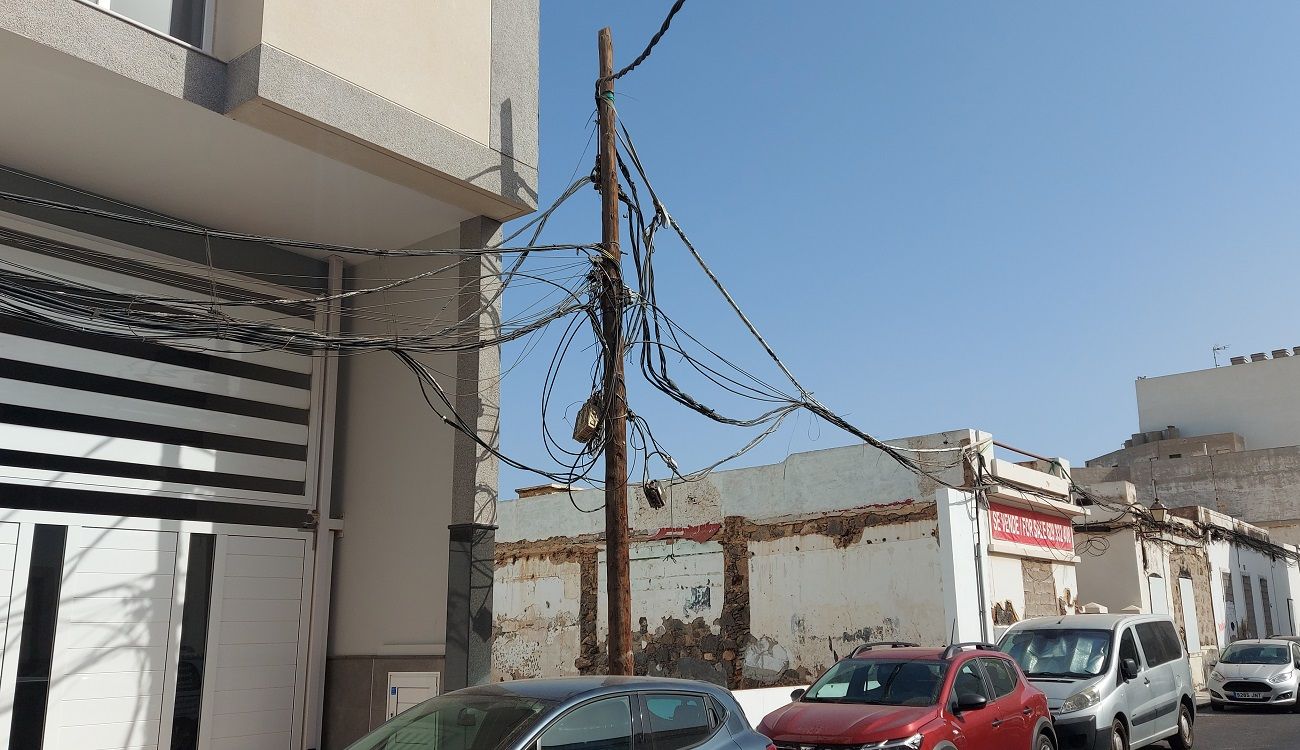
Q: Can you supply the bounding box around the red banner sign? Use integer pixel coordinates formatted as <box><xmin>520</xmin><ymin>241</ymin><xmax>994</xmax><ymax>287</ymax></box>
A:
<box><xmin>989</xmin><ymin>503</ymin><xmax>1074</xmax><ymax>552</ymax></box>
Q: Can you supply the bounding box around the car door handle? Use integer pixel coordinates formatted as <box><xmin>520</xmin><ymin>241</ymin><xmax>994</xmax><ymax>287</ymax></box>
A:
<box><xmin>991</xmin><ymin>719</ymin><xmax>1004</xmax><ymax>728</ymax></box>
<box><xmin>1022</xmin><ymin>708</ymin><xmax>1033</xmax><ymax>716</ymax></box>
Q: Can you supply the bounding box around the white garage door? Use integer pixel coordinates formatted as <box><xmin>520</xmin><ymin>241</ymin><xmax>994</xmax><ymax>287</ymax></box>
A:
<box><xmin>46</xmin><ymin>526</ymin><xmax>179</xmax><ymax>750</ymax></box>
<box><xmin>203</xmin><ymin>535</ymin><xmax>308</xmax><ymax>750</ymax></box>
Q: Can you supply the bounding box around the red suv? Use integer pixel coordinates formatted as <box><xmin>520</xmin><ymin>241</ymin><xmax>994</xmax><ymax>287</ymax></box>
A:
<box><xmin>757</xmin><ymin>642</ymin><xmax>1055</xmax><ymax>750</ymax></box>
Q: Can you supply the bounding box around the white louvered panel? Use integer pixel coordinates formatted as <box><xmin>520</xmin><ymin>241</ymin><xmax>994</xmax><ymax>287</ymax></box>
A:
<box><xmin>46</xmin><ymin>526</ymin><xmax>179</xmax><ymax>750</ymax></box>
<box><xmin>0</xmin><ymin>244</ymin><xmax>318</xmax><ymax>341</ymax></box>
<box><xmin>0</xmin><ymin>524</ymin><xmax>19</xmax><ymax>706</ymax></box>
<box><xmin>0</xmin><ymin>469</ymin><xmax>309</xmax><ymax>508</ymax></box>
<box><xmin>204</xmin><ymin>536</ymin><xmax>307</xmax><ymax>750</ymax></box>
<box><xmin>0</xmin><ymin>333</ymin><xmax>311</xmax><ymax>408</ymax></box>
<box><xmin>61</xmin><ymin>670</ymin><xmax>166</xmax><ymax>700</ymax></box>
<box><xmin>0</xmin><ymin>424</ymin><xmax>307</xmax><ymax>482</ymax></box>
<box><xmin>0</xmin><ymin>225</ymin><xmax>320</xmax><ymax>516</ymax></box>
<box><xmin>0</xmin><ymin>379</ymin><xmax>308</xmax><ymax>446</ymax></box>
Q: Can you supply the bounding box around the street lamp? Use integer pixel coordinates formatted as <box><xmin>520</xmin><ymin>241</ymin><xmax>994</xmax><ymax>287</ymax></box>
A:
<box><xmin>1150</xmin><ymin>498</ymin><xmax>1169</xmax><ymax>524</ymax></box>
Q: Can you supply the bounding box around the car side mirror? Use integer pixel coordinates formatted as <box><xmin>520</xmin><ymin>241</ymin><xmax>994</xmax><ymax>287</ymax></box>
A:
<box><xmin>1121</xmin><ymin>658</ymin><xmax>1140</xmax><ymax>681</ymax></box>
<box><xmin>956</xmin><ymin>693</ymin><xmax>988</xmax><ymax>712</ymax></box>
<box><xmin>790</xmin><ymin>688</ymin><xmax>806</xmax><ymax>702</ymax></box>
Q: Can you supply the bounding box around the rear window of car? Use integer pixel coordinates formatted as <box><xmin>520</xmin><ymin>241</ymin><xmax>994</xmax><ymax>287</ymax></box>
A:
<box><xmin>642</xmin><ymin>694</ymin><xmax>715</xmax><ymax>750</ymax></box>
<box><xmin>1135</xmin><ymin>621</ymin><xmax>1182</xmax><ymax>666</ymax></box>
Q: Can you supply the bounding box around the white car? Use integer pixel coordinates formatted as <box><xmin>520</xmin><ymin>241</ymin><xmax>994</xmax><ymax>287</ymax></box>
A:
<box><xmin>1208</xmin><ymin>639</ymin><xmax>1300</xmax><ymax>711</ymax></box>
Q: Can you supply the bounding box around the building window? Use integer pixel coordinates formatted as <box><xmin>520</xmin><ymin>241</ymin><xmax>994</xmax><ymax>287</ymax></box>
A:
<box><xmin>171</xmin><ymin>534</ymin><xmax>216</xmax><ymax>750</ymax></box>
<box><xmin>80</xmin><ymin>0</ymin><xmax>208</xmax><ymax>49</ymax></box>
<box><xmin>11</xmin><ymin>525</ymin><xmax>67</xmax><ymax>749</ymax></box>
<box><xmin>1168</xmin><ymin>453</ymin><xmax>1182</xmax><ymax>459</ymax></box>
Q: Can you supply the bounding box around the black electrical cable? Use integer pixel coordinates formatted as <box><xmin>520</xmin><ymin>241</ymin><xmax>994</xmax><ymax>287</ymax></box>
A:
<box><xmin>596</xmin><ymin>0</ymin><xmax>689</xmax><ymax>88</ymax></box>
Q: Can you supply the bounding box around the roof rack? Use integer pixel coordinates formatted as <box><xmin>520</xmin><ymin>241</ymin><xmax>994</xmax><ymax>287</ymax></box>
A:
<box><xmin>941</xmin><ymin>642</ymin><xmax>1000</xmax><ymax>660</ymax></box>
<box><xmin>850</xmin><ymin>642</ymin><xmax>919</xmax><ymax>657</ymax></box>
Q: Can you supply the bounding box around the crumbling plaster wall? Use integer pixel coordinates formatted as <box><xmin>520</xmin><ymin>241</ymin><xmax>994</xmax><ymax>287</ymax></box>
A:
<box><xmin>746</xmin><ymin>516</ymin><xmax>943</xmax><ymax>685</ymax></box>
<box><xmin>493</xmin><ymin>555</ymin><xmax>585</xmax><ymax>681</ymax></box>
<box><xmin>492</xmin><ymin>432</ymin><xmax>983</xmax><ymax>686</ymax></box>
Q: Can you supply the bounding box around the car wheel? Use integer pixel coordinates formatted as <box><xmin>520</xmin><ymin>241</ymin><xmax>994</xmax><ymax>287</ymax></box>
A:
<box><xmin>1036</xmin><ymin>732</ymin><xmax>1056</xmax><ymax>750</ymax></box>
<box><xmin>1111</xmin><ymin>719</ymin><xmax>1128</xmax><ymax>750</ymax></box>
<box><xmin>1169</xmin><ymin>702</ymin><xmax>1193</xmax><ymax>750</ymax></box>
<box><xmin>1209</xmin><ymin>701</ymin><xmax>1223</xmax><ymax>712</ymax></box>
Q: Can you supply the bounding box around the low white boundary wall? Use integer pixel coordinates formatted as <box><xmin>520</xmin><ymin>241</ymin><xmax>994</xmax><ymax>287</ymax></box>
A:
<box><xmin>733</xmin><ymin>685</ymin><xmax>808</xmax><ymax>728</ymax></box>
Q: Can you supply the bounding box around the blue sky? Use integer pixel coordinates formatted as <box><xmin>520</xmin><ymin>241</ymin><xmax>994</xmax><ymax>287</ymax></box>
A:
<box><xmin>498</xmin><ymin>1</ymin><xmax>1300</xmax><ymax>495</ymax></box>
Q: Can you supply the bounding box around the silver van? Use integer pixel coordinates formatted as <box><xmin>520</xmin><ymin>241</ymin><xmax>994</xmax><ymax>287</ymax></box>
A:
<box><xmin>998</xmin><ymin>614</ymin><xmax>1196</xmax><ymax>750</ymax></box>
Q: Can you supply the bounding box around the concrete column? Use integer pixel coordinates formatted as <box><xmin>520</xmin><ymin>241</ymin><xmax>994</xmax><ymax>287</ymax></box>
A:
<box><xmin>444</xmin><ymin>523</ymin><xmax>497</xmax><ymax>691</ymax></box>
<box><xmin>936</xmin><ymin>487</ymin><xmax>993</xmax><ymax>642</ymax></box>
<box><xmin>444</xmin><ymin>216</ymin><xmax>502</xmax><ymax>691</ymax></box>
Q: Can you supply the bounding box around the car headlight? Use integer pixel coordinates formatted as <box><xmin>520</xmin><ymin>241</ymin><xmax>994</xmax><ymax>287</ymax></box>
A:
<box><xmin>1268</xmin><ymin>670</ymin><xmax>1294</xmax><ymax>685</ymax></box>
<box><xmin>862</xmin><ymin>734</ymin><xmax>924</xmax><ymax>750</ymax></box>
<box><xmin>1059</xmin><ymin>685</ymin><xmax>1102</xmax><ymax>714</ymax></box>
<box><xmin>1210</xmin><ymin>670</ymin><xmax>1224</xmax><ymax>682</ymax></box>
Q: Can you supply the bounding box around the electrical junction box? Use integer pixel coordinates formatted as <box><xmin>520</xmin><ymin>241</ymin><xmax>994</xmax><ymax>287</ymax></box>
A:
<box><xmin>572</xmin><ymin>397</ymin><xmax>601</xmax><ymax>443</ymax></box>
<box><xmin>386</xmin><ymin>672</ymin><xmax>441</xmax><ymax>720</ymax></box>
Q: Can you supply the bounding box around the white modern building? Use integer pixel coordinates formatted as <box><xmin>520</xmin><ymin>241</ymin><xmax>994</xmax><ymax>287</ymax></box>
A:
<box><xmin>0</xmin><ymin>2</ymin><xmax>538</xmax><ymax>749</ymax></box>
<box><xmin>492</xmin><ymin>430</ymin><xmax>1089</xmax><ymax>687</ymax></box>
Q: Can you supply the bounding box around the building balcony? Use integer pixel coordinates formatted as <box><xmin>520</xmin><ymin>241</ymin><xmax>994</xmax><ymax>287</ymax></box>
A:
<box><xmin>0</xmin><ymin>0</ymin><xmax>537</xmax><ymax>247</ymax></box>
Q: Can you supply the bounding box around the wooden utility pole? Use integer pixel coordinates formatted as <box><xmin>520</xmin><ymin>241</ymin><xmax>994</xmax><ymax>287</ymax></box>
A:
<box><xmin>596</xmin><ymin>26</ymin><xmax>633</xmax><ymax>676</ymax></box>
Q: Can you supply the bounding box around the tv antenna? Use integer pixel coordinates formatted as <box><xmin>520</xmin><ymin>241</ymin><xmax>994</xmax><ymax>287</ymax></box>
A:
<box><xmin>1212</xmin><ymin>344</ymin><xmax>1230</xmax><ymax>367</ymax></box>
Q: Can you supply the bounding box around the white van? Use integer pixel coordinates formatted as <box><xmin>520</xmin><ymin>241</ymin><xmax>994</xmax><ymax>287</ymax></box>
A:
<box><xmin>999</xmin><ymin>614</ymin><xmax>1196</xmax><ymax>750</ymax></box>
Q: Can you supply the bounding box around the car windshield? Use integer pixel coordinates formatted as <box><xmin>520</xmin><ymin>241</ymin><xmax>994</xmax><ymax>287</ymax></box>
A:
<box><xmin>1001</xmin><ymin>628</ymin><xmax>1112</xmax><ymax>678</ymax></box>
<box><xmin>1219</xmin><ymin>644</ymin><xmax>1291</xmax><ymax>665</ymax></box>
<box><xmin>803</xmin><ymin>659</ymin><xmax>947</xmax><ymax>706</ymax></box>
<box><xmin>345</xmin><ymin>692</ymin><xmax>553</xmax><ymax>750</ymax></box>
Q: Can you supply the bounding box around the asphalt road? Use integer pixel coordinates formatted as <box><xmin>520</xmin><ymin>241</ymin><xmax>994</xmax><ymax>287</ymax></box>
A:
<box><xmin>1193</xmin><ymin>705</ymin><xmax>1298</xmax><ymax>750</ymax></box>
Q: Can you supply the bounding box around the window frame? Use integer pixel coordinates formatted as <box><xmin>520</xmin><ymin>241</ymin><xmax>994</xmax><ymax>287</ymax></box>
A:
<box><xmin>75</xmin><ymin>0</ymin><xmax>215</xmax><ymax>53</ymax></box>
<box><xmin>978</xmin><ymin>656</ymin><xmax>1020</xmax><ymax>700</ymax></box>
<box><xmin>536</xmin><ymin>694</ymin><xmax>637</xmax><ymax>750</ymax></box>
<box><xmin>1118</xmin><ymin>626</ymin><xmax>1144</xmax><ymax>681</ymax></box>
<box><xmin>947</xmin><ymin>657</ymin><xmax>993</xmax><ymax>710</ymax></box>
<box><xmin>633</xmin><ymin>691</ymin><xmax>724</xmax><ymax>750</ymax></box>
<box><xmin>1134</xmin><ymin>621</ymin><xmax>1180</xmax><ymax>667</ymax></box>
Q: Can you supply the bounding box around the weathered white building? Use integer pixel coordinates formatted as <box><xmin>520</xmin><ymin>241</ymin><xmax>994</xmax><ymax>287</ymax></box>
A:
<box><xmin>493</xmin><ymin>430</ymin><xmax>1088</xmax><ymax>688</ymax></box>
<box><xmin>1074</xmin><ymin>480</ymin><xmax>1300</xmax><ymax>691</ymax></box>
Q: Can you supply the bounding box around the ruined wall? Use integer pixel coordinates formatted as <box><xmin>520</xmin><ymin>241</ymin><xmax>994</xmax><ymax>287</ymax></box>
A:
<box><xmin>1167</xmin><ymin>545</ymin><xmax>1218</xmax><ymax>655</ymax></box>
<box><xmin>492</xmin><ymin>500</ymin><xmax>942</xmax><ymax>688</ymax></box>
<box><xmin>745</xmin><ymin>515</ymin><xmax>943</xmax><ymax>685</ymax></box>
<box><xmin>493</xmin><ymin>552</ymin><xmax>588</xmax><ymax>681</ymax></box>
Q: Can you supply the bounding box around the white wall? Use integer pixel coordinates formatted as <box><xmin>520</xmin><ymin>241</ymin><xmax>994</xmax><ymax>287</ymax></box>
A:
<box><xmin>493</xmin><ymin>431</ymin><xmax>1090</xmax><ymax>684</ymax></box>
<box><xmin>1205</xmin><ymin>536</ymin><xmax>1298</xmax><ymax>645</ymax></box>
<box><xmin>744</xmin><ymin>520</ymin><xmax>944</xmax><ymax>678</ymax></box>
<box><xmin>329</xmin><ymin>248</ymin><xmax>461</xmax><ymax>656</ymax></box>
<box><xmin>936</xmin><ymin>488</ymin><xmax>989</xmax><ymax>642</ymax></box>
<box><xmin>1137</xmin><ymin>356</ymin><xmax>1300</xmax><ymax>451</ymax></box>
<box><xmin>500</xmin><ymin>430</ymin><xmax>980</xmax><ymax>541</ymax></box>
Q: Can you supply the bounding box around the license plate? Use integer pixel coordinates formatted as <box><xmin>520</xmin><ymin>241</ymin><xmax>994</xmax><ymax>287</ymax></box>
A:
<box><xmin>1231</xmin><ymin>692</ymin><xmax>1264</xmax><ymax>699</ymax></box>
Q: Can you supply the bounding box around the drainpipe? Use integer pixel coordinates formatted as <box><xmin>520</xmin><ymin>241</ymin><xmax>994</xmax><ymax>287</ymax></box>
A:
<box><xmin>973</xmin><ymin>489</ymin><xmax>990</xmax><ymax>641</ymax></box>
